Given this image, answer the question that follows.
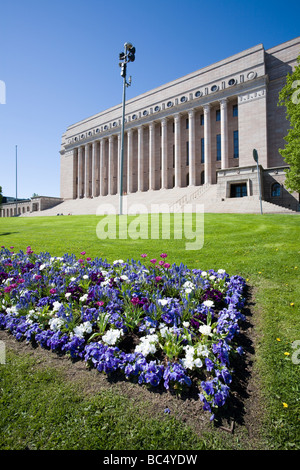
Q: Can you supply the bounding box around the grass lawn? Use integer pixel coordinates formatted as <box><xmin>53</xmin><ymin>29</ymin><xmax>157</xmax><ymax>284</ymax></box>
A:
<box><xmin>0</xmin><ymin>212</ymin><xmax>299</xmax><ymax>450</ymax></box>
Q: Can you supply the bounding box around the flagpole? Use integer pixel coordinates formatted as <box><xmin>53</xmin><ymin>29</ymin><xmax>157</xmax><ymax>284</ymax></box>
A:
<box><xmin>15</xmin><ymin>145</ymin><xmax>18</xmax><ymax>217</ymax></box>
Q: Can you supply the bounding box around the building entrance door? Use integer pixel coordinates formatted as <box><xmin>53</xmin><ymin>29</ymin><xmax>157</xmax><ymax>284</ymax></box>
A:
<box><xmin>230</xmin><ymin>183</ymin><xmax>247</xmax><ymax>198</ymax></box>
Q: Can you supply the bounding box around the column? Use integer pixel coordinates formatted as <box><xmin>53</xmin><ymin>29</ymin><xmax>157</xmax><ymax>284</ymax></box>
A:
<box><xmin>220</xmin><ymin>98</ymin><xmax>229</xmax><ymax>169</ymax></box>
<box><xmin>203</xmin><ymin>104</ymin><xmax>212</xmax><ymax>184</ymax></box>
<box><xmin>99</xmin><ymin>139</ymin><xmax>105</xmax><ymax>196</ymax></box>
<box><xmin>174</xmin><ymin>114</ymin><xmax>181</xmax><ymax>187</ymax></box>
<box><xmin>91</xmin><ymin>141</ymin><xmax>97</xmax><ymax>197</ymax></box>
<box><xmin>77</xmin><ymin>146</ymin><xmax>83</xmax><ymax>198</ymax></box>
<box><xmin>138</xmin><ymin>125</ymin><xmax>144</xmax><ymax>191</ymax></box>
<box><xmin>108</xmin><ymin>136</ymin><xmax>114</xmax><ymax>195</ymax></box>
<box><xmin>73</xmin><ymin>148</ymin><xmax>78</xmax><ymax>199</ymax></box>
<box><xmin>161</xmin><ymin>118</ymin><xmax>168</xmax><ymax>189</ymax></box>
<box><xmin>188</xmin><ymin>109</ymin><xmax>196</xmax><ymax>186</ymax></box>
<box><xmin>149</xmin><ymin>122</ymin><xmax>155</xmax><ymax>190</ymax></box>
<box><xmin>127</xmin><ymin>129</ymin><xmax>133</xmax><ymax>193</ymax></box>
<box><xmin>84</xmin><ymin>144</ymin><xmax>90</xmax><ymax>197</ymax></box>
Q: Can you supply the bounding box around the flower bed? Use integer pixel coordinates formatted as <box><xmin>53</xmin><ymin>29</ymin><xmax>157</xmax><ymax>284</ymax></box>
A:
<box><xmin>0</xmin><ymin>246</ymin><xmax>246</xmax><ymax>420</ymax></box>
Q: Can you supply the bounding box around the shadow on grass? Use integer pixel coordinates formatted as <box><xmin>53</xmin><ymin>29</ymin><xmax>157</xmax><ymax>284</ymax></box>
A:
<box><xmin>213</xmin><ymin>284</ymin><xmax>256</xmax><ymax>432</ymax></box>
<box><xmin>0</xmin><ymin>232</ymin><xmax>19</xmax><ymax>236</ymax></box>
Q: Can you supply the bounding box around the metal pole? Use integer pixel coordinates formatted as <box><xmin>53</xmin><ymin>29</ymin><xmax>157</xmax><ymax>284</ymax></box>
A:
<box><xmin>253</xmin><ymin>149</ymin><xmax>263</xmax><ymax>215</ymax></box>
<box><xmin>15</xmin><ymin>145</ymin><xmax>18</xmax><ymax>217</ymax></box>
<box><xmin>257</xmin><ymin>160</ymin><xmax>263</xmax><ymax>215</ymax></box>
<box><xmin>119</xmin><ymin>66</ymin><xmax>126</xmax><ymax>216</ymax></box>
<box><xmin>118</xmin><ymin>42</ymin><xmax>135</xmax><ymax>215</ymax></box>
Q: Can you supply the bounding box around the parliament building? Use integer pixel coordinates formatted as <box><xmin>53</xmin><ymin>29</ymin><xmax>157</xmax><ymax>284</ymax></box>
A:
<box><xmin>33</xmin><ymin>38</ymin><xmax>300</xmax><ymax>216</ymax></box>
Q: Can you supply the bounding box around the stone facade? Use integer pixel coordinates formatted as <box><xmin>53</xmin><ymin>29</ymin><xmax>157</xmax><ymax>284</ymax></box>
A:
<box><xmin>0</xmin><ymin>196</ymin><xmax>63</xmax><ymax>217</ymax></box>
<box><xmin>59</xmin><ymin>37</ymin><xmax>300</xmax><ymax>211</ymax></box>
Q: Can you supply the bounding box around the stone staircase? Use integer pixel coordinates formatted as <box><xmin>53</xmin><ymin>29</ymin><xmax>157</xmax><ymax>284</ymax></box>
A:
<box><xmin>20</xmin><ymin>184</ymin><xmax>298</xmax><ymax>216</ymax></box>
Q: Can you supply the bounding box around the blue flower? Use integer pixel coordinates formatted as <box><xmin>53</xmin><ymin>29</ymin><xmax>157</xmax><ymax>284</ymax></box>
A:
<box><xmin>0</xmin><ymin>247</ymin><xmax>246</xmax><ymax>421</ymax></box>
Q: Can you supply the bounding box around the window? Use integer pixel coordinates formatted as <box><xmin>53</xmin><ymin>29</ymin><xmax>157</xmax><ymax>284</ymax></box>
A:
<box><xmin>230</xmin><ymin>183</ymin><xmax>247</xmax><ymax>198</ymax></box>
<box><xmin>233</xmin><ymin>130</ymin><xmax>239</xmax><ymax>158</ymax></box>
<box><xmin>216</xmin><ymin>109</ymin><xmax>220</xmax><ymax>121</ymax></box>
<box><xmin>186</xmin><ymin>141</ymin><xmax>189</xmax><ymax>166</ymax></box>
<box><xmin>172</xmin><ymin>145</ymin><xmax>175</xmax><ymax>168</ymax></box>
<box><xmin>233</xmin><ymin>104</ymin><xmax>238</xmax><ymax>117</ymax></box>
<box><xmin>186</xmin><ymin>118</ymin><xmax>189</xmax><ymax>129</ymax></box>
<box><xmin>216</xmin><ymin>134</ymin><xmax>221</xmax><ymax>161</ymax></box>
<box><xmin>200</xmin><ymin>114</ymin><xmax>204</xmax><ymax>125</ymax></box>
<box><xmin>201</xmin><ymin>138</ymin><xmax>205</xmax><ymax>163</ymax></box>
<box><xmin>271</xmin><ymin>183</ymin><xmax>281</xmax><ymax>197</ymax></box>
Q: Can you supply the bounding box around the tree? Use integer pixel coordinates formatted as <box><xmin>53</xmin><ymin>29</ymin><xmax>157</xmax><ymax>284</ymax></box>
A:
<box><xmin>278</xmin><ymin>55</ymin><xmax>300</xmax><ymax>193</ymax></box>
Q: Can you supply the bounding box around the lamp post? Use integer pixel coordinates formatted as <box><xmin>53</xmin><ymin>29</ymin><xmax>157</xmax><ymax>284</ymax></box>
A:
<box><xmin>253</xmin><ymin>149</ymin><xmax>263</xmax><ymax>214</ymax></box>
<box><xmin>119</xmin><ymin>42</ymin><xmax>135</xmax><ymax>216</ymax></box>
<box><xmin>15</xmin><ymin>145</ymin><xmax>18</xmax><ymax>217</ymax></box>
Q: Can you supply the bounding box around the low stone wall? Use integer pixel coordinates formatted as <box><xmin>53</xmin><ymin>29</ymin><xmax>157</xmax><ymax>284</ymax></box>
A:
<box><xmin>0</xmin><ymin>196</ymin><xmax>63</xmax><ymax>217</ymax></box>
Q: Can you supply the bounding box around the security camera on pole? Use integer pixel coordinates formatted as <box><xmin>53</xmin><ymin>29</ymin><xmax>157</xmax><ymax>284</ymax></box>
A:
<box><xmin>119</xmin><ymin>42</ymin><xmax>136</xmax><ymax>216</ymax></box>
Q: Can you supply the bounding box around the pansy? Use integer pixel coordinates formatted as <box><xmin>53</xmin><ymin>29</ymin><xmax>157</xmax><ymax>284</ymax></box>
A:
<box><xmin>0</xmin><ymin>247</ymin><xmax>246</xmax><ymax>421</ymax></box>
<box><xmin>199</xmin><ymin>324</ymin><xmax>212</xmax><ymax>336</ymax></box>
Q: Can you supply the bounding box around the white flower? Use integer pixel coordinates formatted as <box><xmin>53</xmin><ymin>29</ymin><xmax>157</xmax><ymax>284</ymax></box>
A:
<box><xmin>120</xmin><ymin>274</ymin><xmax>129</xmax><ymax>281</ymax></box>
<box><xmin>182</xmin><ymin>356</ymin><xmax>195</xmax><ymax>370</ymax></box>
<box><xmin>158</xmin><ymin>299</ymin><xmax>168</xmax><ymax>307</ymax></box>
<box><xmin>135</xmin><ymin>334</ymin><xmax>158</xmax><ymax>357</ymax></box>
<box><xmin>73</xmin><ymin>321</ymin><xmax>93</xmax><ymax>338</ymax></box>
<box><xmin>201</xmin><ymin>271</ymin><xmax>207</xmax><ymax>277</ymax></box>
<box><xmin>194</xmin><ymin>358</ymin><xmax>203</xmax><ymax>368</ymax></box>
<box><xmin>65</xmin><ymin>292</ymin><xmax>72</xmax><ymax>299</ymax></box>
<box><xmin>209</xmin><ymin>275</ymin><xmax>216</xmax><ymax>281</ymax></box>
<box><xmin>183</xmin><ymin>321</ymin><xmax>190</xmax><ymax>328</ymax></box>
<box><xmin>79</xmin><ymin>294</ymin><xmax>88</xmax><ymax>302</ymax></box>
<box><xmin>197</xmin><ymin>344</ymin><xmax>210</xmax><ymax>357</ymax></box>
<box><xmin>82</xmin><ymin>275</ymin><xmax>89</xmax><ymax>280</ymax></box>
<box><xmin>6</xmin><ymin>306</ymin><xmax>18</xmax><ymax>314</ymax></box>
<box><xmin>185</xmin><ymin>288</ymin><xmax>193</xmax><ymax>294</ymax></box>
<box><xmin>203</xmin><ymin>300</ymin><xmax>214</xmax><ymax>308</ymax></box>
<box><xmin>70</xmin><ymin>277</ymin><xmax>76</xmax><ymax>282</ymax></box>
<box><xmin>102</xmin><ymin>328</ymin><xmax>123</xmax><ymax>345</ymax></box>
<box><xmin>39</xmin><ymin>264</ymin><xmax>46</xmax><ymax>271</ymax></box>
<box><xmin>199</xmin><ymin>324</ymin><xmax>212</xmax><ymax>336</ymax></box>
<box><xmin>218</xmin><ymin>269</ymin><xmax>226</xmax><ymax>274</ymax></box>
<box><xmin>113</xmin><ymin>259</ymin><xmax>124</xmax><ymax>265</ymax></box>
<box><xmin>52</xmin><ymin>301</ymin><xmax>62</xmax><ymax>312</ymax></box>
<box><xmin>182</xmin><ymin>346</ymin><xmax>196</xmax><ymax>370</ymax></box>
<box><xmin>49</xmin><ymin>317</ymin><xmax>64</xmax><ymax>331</ymax></box>
<box><xmin>158</xmin><ymin>324</ymin><xmax>169</xmax><ymax>338</ymax></box>
<box><xmin>182</xmin><ymin>281</ymin><xmax>195</xmax><ymax>289</ymax></box>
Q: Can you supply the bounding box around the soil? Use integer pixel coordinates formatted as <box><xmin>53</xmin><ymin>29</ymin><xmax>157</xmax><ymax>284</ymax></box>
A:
<box><xmin>0</xmin><ymin>285</ymin><xmax>266</xmax><ymax>449</ymax></box>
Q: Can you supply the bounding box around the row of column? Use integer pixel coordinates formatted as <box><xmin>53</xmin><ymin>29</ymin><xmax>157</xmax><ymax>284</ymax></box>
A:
<box><xmin>74</xmin><ymin>98</ymin><xmax>230</xmax><ymax>199</ymax></box>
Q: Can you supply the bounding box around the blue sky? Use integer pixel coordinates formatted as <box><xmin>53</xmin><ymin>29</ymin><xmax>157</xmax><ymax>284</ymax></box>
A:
<box><xmin>0</xmin><ymin>0</ymin><xmax>299</xmax><ymax>199</ymax></box>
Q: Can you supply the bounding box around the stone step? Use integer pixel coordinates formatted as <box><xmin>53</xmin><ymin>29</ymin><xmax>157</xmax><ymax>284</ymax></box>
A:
<box><xmin>20</xmin><ymin>185</ymin><xmax>298</xmax><ymax>216</ymax></box>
